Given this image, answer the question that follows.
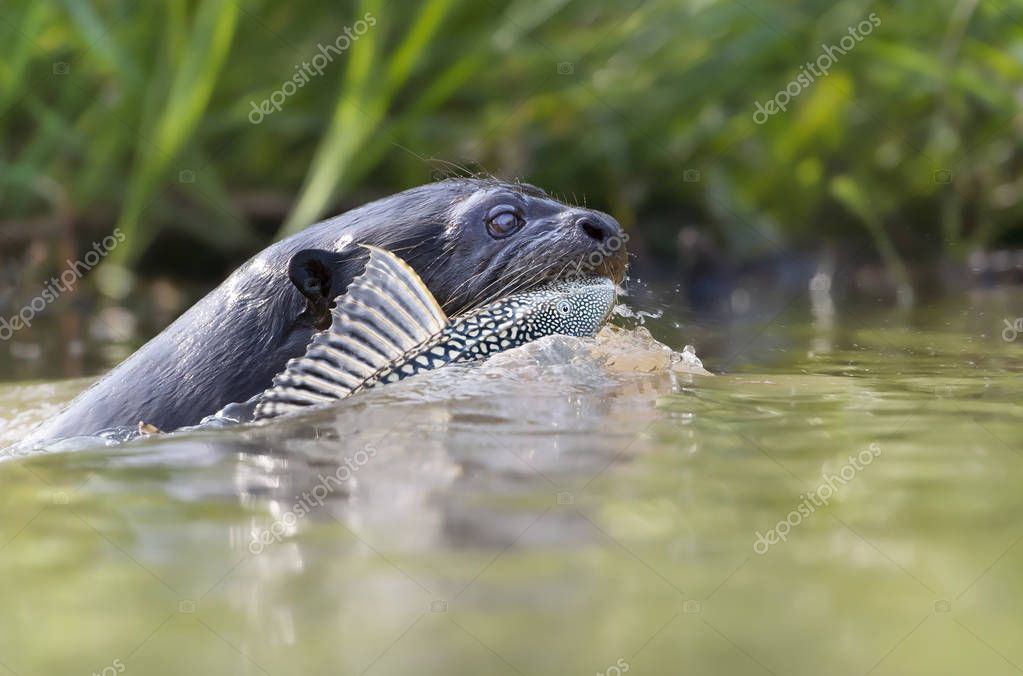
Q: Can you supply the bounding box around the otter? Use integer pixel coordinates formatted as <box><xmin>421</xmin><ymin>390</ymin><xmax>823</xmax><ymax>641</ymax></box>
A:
<box><xmin>25</xmin><ymin>178</ymin><xmax>627</xmax><ymax>443</ymax></box>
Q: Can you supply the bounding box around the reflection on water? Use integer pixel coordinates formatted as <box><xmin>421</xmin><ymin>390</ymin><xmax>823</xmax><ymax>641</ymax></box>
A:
<box><xmin>1</xmin><ymin>290</ymin><xmax>1022</xmax><ymax>675</ymax></box>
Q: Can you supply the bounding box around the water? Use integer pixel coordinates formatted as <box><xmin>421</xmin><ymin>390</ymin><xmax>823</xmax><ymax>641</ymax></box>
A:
<box><xmin>1</xmin><ymin>288</ymin><xmax>1021</xmax><ymax>675</ymax></box>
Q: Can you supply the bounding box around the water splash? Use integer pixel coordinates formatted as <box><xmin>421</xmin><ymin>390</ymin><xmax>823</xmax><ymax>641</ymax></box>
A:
<box><xmin>610</xmin><ymin>302</ymin><xmax>663</xmax><ymax>324</ymax></box>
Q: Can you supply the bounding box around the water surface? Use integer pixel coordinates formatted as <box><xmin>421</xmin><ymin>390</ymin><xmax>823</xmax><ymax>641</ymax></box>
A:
<box><xmin>1</xmin><ymin>289</ymin><xmax>1021</xmax><ymax>675</ymax></box>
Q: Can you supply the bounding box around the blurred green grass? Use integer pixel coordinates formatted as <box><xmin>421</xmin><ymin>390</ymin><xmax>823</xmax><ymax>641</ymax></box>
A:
<box><xmin>0</xmin><ymin>0</ymin><xmax>1021</xmax><ymax>279</ymax></box>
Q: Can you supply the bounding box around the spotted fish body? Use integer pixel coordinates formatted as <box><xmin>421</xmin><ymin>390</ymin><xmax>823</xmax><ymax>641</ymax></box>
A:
<box><xmin>254</xmin><ymin>246</ymin><xmax>615</xmax><ymax>420</ymax></box>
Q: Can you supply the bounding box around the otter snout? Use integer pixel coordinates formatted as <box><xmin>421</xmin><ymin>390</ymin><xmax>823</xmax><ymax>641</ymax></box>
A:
<box><xmin>567</xmin><ymin>209</ymin><xmax>628</xmax><ymax>283</ymax></box>
<box><xmin>575</xmin><ymin>212</ymin><xmax>622</xmax><ymax>244</ymax></box>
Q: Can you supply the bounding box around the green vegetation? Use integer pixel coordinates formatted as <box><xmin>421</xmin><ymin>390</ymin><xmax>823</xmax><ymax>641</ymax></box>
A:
<box><xmin>1</xmin><ymin>0</ymin><xmax>1021</xmax><ymax>280</ymax></box>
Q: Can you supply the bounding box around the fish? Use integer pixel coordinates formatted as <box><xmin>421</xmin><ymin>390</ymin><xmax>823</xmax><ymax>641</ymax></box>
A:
<box><xmin>253</xmin><ymin>245</ymin><xmax>616</xmax><ymax>420</ymax></box>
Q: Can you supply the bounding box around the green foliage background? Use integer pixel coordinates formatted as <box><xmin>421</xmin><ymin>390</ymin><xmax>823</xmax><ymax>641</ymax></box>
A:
<box><xmin>1</xmin><ymin>0</ymin><xmax>1021</xmax><ymax>280</ymax></box>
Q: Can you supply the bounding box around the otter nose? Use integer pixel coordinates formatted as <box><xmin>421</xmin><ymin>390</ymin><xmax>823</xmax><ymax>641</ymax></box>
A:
<box><xmin>576</xmin><ymin>214</ymin><xmax>621</xmax><ymax>243</ymax></box>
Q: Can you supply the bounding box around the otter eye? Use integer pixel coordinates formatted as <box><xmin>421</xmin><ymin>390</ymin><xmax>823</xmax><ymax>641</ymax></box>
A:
<box><xmin>556</xmin><ymin>300</ymin><xmax>572</xmax><ymax>317</ymax></box>
<box><xmin>485</xmin><ymin>205</ymin><xmax>524</xmax><ymax>238</ymax></box>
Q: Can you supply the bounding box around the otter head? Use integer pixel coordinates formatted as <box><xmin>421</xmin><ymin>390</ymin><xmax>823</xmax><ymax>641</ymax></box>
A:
<box><xmin>287</xmin><ymin>178</ymin><xmax>628</xmax><ymax>328</ymax></box>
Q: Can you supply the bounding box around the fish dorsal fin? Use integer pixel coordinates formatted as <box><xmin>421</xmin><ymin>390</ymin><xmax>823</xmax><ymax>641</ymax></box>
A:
<box><xmin>255</xmin><ymin>246</ymin><xmax>448</xmax><ymax>419</ymax></box>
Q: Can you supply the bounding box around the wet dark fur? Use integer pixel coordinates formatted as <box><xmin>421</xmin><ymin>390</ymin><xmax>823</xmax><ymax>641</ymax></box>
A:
<box><xmin>27</xmin><ymin>179</ymin><xmax>626</xmax><ymax>442</ymax></box>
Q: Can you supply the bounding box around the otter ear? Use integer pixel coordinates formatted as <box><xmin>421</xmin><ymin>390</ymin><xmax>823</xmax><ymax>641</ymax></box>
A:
<box><xmin>289</xmin><ymin>249</ymin><xmax>350</xmax><ymax>329</ymax></box>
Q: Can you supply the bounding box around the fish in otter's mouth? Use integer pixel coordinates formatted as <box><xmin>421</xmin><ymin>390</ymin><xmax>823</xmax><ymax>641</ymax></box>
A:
<box><xmin>254</xmin><ymin>245</ymin><xmax>616</xmax><ymax>420</ymax></box>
